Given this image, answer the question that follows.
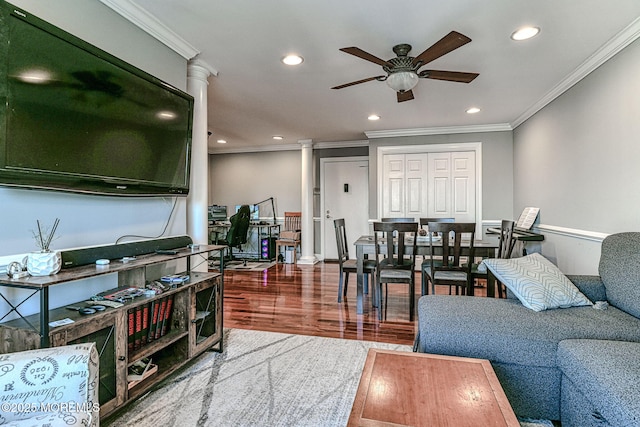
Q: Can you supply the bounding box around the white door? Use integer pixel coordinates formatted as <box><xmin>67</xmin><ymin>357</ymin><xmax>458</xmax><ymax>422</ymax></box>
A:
<box><xmin>321</xmin><ymin>158</ymin><xmax>369</xmax><ymax>260</ymax></box>
<box><xmin>427</xmin><ymin>151</ymin><xmax>475</xmax><ymax>222</ymax></box>
<box><xmin>405</xmin><ymin>153</ymin><xmax>428</xmax><ymax>218</ymax></box>
<box><xmin>382</xmin><ymin>154</ymin><xmax>405</xmax><ymax>218</ymax></box>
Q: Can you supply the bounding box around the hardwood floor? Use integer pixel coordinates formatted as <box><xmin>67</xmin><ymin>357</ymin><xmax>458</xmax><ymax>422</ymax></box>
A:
<box><xmin>223</xmin><ymin>261</ymin><xmax>489</xmax><ymax>346</ymax></box>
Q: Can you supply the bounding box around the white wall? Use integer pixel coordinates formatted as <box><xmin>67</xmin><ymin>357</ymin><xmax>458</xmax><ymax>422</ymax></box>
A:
<box><xmin>513</xmin><ymin>38</ymin><xmax>640</xmax><ymax>274</ymax></box>
<box><xmin>1</xmin><ymin>1</ymin><xmax>190</xmax><ymax>317</ymax></box>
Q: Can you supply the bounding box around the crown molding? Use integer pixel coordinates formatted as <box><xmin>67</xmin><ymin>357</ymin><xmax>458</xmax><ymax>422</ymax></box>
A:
<box><xmin>365</xmin><ymin>123</ymin><xmax>512</xmax><ymax>139</ymax></box>
<box><xmin>209</xmin><ymin>143</ymin><xmax>301</xmax><ymax>155</ymax></box>
<box><xmin>208</xmin><ymin>139</ymin><xmax>370</xmax><ymax>154</ymax></box>
<box><xmin>100</xmin><ymin>0</ymin><xmax>200</xmax><ymax>60</ymax></box>
<box><xmin>512</xmin><ymin>16</ymin><xmax>640</xmax><ymax>128</ymax></box>
<box><xmin>313</xmin><ymin>140</ymin><xmax>369</xmax><ymax>150</ymax></box>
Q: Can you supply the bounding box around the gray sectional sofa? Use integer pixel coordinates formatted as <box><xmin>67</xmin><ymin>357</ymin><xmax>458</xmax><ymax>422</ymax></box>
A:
<box><xmin>416</xmin><ymin>232</ymin><xmax>640</xmax><ymax>426</ymax></box>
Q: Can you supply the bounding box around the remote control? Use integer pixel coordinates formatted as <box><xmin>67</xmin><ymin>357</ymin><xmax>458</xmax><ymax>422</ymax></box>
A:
<box><xmin>155</xmin><ymin>249</ymin><xmax>178</xmax><ymax>255</ymax></box>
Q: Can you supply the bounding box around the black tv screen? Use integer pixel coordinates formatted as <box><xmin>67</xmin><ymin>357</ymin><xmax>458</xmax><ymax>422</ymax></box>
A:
<box><xmin>0</xmin><ymin>3</ymin><xmax>194</xmax><ymax>196</ymax></box>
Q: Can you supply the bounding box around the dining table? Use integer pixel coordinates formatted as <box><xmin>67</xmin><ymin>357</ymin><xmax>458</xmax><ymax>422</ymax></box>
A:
<box><xmin>353</xmin><ymin>233</ymin><xmax>501</xmax><ymax>315</ymax></box>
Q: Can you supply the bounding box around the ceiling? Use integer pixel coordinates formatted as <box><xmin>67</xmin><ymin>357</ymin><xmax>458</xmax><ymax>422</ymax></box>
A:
<box><xmin>103</xmin><ymin>1</ymin><xmax>640</xmax><ymax>153</ymax></box>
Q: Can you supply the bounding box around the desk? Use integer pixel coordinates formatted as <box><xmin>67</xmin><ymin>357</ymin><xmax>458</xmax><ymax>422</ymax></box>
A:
<box><xmin>209</xmin><ymin>222</ymin><xmax>280</xmax><ymax>260</ymax></box>
<box><xmin>354</xmin><ymin>234</ymin><xmax>500</xmax><ymax>315</ymax></box>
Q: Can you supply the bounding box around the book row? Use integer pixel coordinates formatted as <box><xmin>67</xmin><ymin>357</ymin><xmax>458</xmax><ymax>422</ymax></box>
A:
<box><xmin>127</xmin><ymin>295</ymin><xmax>174</xmax><ymax>352</ymax></box>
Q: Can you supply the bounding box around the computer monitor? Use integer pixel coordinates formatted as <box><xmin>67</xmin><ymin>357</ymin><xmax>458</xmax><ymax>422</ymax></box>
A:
<box><xmin>235</xmin><ymin>204</ymin><xmax>259</xmax><ymax>221</ymax></box>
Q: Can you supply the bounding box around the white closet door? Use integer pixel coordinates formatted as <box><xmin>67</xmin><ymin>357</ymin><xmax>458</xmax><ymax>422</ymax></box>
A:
<box><xmin>405</xmin><ymin>154</ymin><xmax>428</xmax><ymax>218</ymax></box>
<box><xmin>451</xmin><ymin>152</ymin><xmax>476</xmax><ymax>222</ymax></box>
<box><xmin>382</xmin><ymin>154</ymin><xmax>405</xmax><ymax>218</ymax></box>
<box><xmin>427</xmin><ymin>151</ymin><xmax>475</xmax><ymax>221</ymax></box>
<box><xmin>382</xmin><ymin>150</ymin><xmax>476</xmax><ymax>223</ymax></box>
<box><xmin>427</xmin><ymin>152</ymin><xmax>452</xmax><ymax>216</ymax></box>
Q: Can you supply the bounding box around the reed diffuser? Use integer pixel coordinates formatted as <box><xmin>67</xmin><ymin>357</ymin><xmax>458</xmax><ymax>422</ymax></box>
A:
<box><xmin>27</xmin><ymin>218</ymin><xmax>62</xmax><ymax>276</ymax></box>
<box><xmin>32</xmin><ymin>218</ymin><xmax>60</xmax><ymax>252</ymax></box>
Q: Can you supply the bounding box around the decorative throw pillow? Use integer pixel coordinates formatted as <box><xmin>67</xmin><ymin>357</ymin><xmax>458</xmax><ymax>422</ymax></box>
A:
<box><xmin>482</xmin><ymin>253</ymin><xmax>592</xmax><ymax>311</ymax></box>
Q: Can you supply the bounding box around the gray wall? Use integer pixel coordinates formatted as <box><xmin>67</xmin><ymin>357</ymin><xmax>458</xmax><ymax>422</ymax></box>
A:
<box><xmin>513</xmin><ymin>38</ymin><xmax>640</xmax><ymax>274</ymax></box>
<box><xmin>1</xmin><ymin>1</ymin><xmax>189</xmax><ymax>316</ymax></box>
<box><xmin>209</xmin><ymin>150</ymin><xmax>302</xmax><ymax>218</ymax></box>
<box><xmin>367</xmin><ymin>132</ymin><xmax>514</xmax><ymax>221</ymax></box>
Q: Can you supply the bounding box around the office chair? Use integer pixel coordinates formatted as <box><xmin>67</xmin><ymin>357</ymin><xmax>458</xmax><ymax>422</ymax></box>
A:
<box><xmin>218</xmin><ymin>204</ymin><xmax>251</xmax><ymax>262</ymax></box>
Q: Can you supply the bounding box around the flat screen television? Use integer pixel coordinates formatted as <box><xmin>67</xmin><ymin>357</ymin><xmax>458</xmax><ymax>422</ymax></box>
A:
<box><xmin>0</xmin><ymin>3</ymin><xmax>194</xmax><ymax>196</ymax></box>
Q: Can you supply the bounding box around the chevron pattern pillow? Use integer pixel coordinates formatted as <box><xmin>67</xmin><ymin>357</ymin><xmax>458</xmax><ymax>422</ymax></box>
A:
<box><xmin>483</xmin><ymin>253</ymin><xmax>593</xmax><ymax>311</ymax></box>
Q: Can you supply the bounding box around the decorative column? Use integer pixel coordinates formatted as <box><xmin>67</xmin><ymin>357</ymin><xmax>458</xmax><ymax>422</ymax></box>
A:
<box><xmin>186</xmin><ymin>59</ymin><xmax>210</xmax><ymax>270</ymax></box>
<box><xmin>298</xmin><ymin>139</ymin><xmax>317</xmax><ymax>265</ymax></box>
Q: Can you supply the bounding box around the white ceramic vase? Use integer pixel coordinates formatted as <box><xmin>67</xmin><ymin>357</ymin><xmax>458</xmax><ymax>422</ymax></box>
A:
<box><xmin>27</xmin><ymin>251</ymin><xmax>62</xmax><ymax>276</ymax></box>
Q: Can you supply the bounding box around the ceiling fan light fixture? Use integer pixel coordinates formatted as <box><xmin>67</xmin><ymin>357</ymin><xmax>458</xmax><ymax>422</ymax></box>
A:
<box><xmin>386</xmin><ymin>71</ymin><xmax>419</xmax><ymax>92</ymax></box>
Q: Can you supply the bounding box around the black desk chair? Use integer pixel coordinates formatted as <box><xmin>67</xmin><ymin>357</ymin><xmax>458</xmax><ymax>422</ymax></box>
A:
<box><xmin>218</xmin><ymin>205</ymin><xmax>251</xmax><ymax>262</ymax></box>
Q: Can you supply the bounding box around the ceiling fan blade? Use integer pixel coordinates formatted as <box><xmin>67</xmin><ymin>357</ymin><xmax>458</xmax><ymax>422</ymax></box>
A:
<box><xmin>397</xmin><ymin>90</ymin><xmax>414</xmax><ymax>102</ymax></box>
<box><xmin>421</xmin><ymin>70</ymin><xmax>479</xmax><ymax>83</ymax></box>
<box><xmin>339</xmin><ymin>47</ymin><xmax>392</xmax><ymax>67</ymax></box>
<box><xmin>412</xmin><ymin>31</ymin><xmax>472</xmax><ymax>67</ymax></box>
<box><xmin>331</xmin><ymin>76</ymin><xmax>385</xmax><ymax>90</ymax></box>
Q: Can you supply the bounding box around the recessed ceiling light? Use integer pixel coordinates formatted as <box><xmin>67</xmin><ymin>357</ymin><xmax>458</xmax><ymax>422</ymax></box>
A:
<box><xmin>368</xmin><ymin>114</ymin><xmax>380</xmax><ymax>121</ymax></box>
<box><xmin>282</xmin><ymin>55</ymin><xmax>304</xmax><ymax>66</ymax></box>
<box><xmin>466</xmin><ymin>107</ymin><xmax>481</xmax><ymax>114</ymax></box>
<box><xmin>156</xmin><ymin>111</ymin><xmax>177</xmax><ymax>120</ymax></box>
<box><xmin>272</xmin><ymin>136</ymin><xmax>283</xmax><ymax>140</ymax></box>
<box><xmin>216</xmin><ymin>139</ymin><xmax>227</xmax><ymax>144</ymax></box>
<box><xmin>511</xmin><ymin>26</ymin><xmax>540</xmax><ymax>41</ymax></box>
<box><xmin>18</xmin><ymin>69</ymin><xmax>52</xmax><ymax>83</ymax></box>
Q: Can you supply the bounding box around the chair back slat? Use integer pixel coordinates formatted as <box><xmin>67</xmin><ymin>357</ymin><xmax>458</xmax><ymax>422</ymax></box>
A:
<box><xmin>284</xmin><ymin>212</ymin><xmax>301</xmax><ymax>232</ymax></box>
<box><xmin>427</xmin><ymin>222</ymin><xmax>476</xmax><ymax>274</ymax></box>
<box><xmin>497</xmin><ymin>219</ymin><xmax>516</xmax><ymax>259</ymax></box>
<box><xmin>373</xmin><ymin>221</ymin><xmax>418</xmax><ymax>269</ymax></box>
<box><xmin>333</xmin><ymin>218</ymin><xmax>349</xmax><ymax>264</ymax></box>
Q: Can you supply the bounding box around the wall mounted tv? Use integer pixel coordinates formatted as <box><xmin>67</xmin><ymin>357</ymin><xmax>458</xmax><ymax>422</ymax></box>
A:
<box><xmin>0</xmin><ymin>3</ymin><xmax>194</xmax><ymax>196</ymax></box>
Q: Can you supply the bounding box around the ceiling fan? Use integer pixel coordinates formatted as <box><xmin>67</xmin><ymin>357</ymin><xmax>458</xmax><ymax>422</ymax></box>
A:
<box><xmin>332</xmin><ymin>31</ymin><xmax>479</xmax><ymax>103</ymax></box>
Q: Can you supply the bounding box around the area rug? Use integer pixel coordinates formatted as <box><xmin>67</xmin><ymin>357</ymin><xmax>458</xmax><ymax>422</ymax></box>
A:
<box><xmin>104</xmin><ymin>329</ymin><xmax>552</xmax><ymax>427</ymax></box>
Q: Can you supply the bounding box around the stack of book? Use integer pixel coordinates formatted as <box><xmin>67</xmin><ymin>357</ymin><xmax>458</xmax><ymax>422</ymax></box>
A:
<box><xmin>127</xmin><ymin>357</ymin><xmax>158</xmax><ymax>389</ymax></box>
<box><xmin>127</xmin><ymin>294</ymin><xmax>175</xmax><ymax>353</ymax></box>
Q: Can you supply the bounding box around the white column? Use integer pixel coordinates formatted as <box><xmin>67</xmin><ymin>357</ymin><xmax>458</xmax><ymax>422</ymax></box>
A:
<box><xmin>186</xmin><ymin>59</ymin><xmax>210</xmax><ymax>270</ymax></box>
<box><xmin>298</xmin><ymin>139</ymin><xmax>317</xmax><ymax>265</ymax></box>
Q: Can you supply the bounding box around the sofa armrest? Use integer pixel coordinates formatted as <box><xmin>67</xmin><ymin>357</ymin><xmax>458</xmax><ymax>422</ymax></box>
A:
<box><xmin>566</xmin><ymin>275</ymin><xmax>607</xmax><ymax>302</ymax></box>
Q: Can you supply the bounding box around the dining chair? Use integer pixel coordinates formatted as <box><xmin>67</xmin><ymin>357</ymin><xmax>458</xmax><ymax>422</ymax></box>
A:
<box><xmin>422</xmin><ymin>222</ymin><xmax>476</xmax><ymax>296</ymax></box>
<box><xmin>381</xmin><ymin>217</ymin><xmax>416</xmax><ymax>223</ymax></box>
<box><xmin>418</xmin><ymin>217</ymin><xmax>455</xmax><ymax>295</ymax></box>
<box><xmin>471</xmin><ymin>219</ymin><xmax>516</xmax><ymax>298</ymax></box>
<box><xmin>275</xmin><ymin>211</ymin><xmax>301</xmax><ymax>264</ymax></box>
<box><xmin>334</xmin><ymin>219</ymin><xmax>376</xmax><ymax>303</ymax></box>
<box><xmin>373</xmin><ymin>221</ymin><xmax>419</xmax><ymax>321</ymax></box>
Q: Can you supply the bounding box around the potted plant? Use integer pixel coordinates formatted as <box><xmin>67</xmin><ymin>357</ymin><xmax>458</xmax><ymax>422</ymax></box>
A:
<box><xmin>27</xmin><ymin>218</ymin><xmax>62</xmax><ymax>276</ymax></box>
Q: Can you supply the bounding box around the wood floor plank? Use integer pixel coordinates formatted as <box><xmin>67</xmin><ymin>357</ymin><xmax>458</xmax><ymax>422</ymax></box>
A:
<box><xmin>222</xmin><ymin>262</ymin><xmax>489</xmax><ymax>346</ymax></box>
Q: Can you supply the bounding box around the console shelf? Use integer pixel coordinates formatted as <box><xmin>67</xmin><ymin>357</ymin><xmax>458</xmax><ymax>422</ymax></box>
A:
<box><xmin>0</xmin><ymin>244</ymin><xmax>225</xmax><ymax>419</ymax></box>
